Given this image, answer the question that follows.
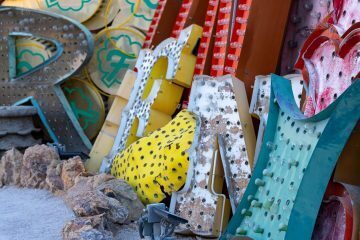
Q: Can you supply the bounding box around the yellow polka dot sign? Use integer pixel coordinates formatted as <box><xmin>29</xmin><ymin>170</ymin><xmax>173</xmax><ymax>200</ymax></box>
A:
<box><xmin>111</xmin><ymin>110</ymin><xmax>196</xmax><ymax>204</ymax></box>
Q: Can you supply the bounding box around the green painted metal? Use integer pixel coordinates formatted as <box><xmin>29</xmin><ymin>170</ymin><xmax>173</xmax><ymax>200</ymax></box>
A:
<box><xmin>13</xmin><ymin>97</ymin><xmax>60</xmax><ymax>144</ymax></box>
<box><xmin>221</xmin><ymin>75</ymin><xmax>360</xmax><ymax>240</ymax></box>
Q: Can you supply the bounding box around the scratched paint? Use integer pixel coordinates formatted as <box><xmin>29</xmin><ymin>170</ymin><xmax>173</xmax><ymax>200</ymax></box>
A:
<box><xmin>249</xmin><ymin>74</ymin><xmax>305</xmax><ymax>165</ymax></box>
<box><xmin>171</xmin><ymin>74</ymin><xmax>255</xmax><ymax>237</ymax></box>
<box><xmin>301</xmin><ymin>28</ymin><xmax>360</xmax><ymax>116</ymax></box>
<box><xmin>332</xmin><ymin>0</ymin><xmax>360</xmax><ymax>35</ymax></box>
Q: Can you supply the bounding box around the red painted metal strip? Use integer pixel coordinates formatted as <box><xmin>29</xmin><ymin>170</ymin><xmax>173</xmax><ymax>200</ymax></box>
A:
<box><xmin>194</xmin><ymin>0</ymin><xmax>220</xmax><ymax>75</ymax></box>
<box><xmin>143</xmin><ymin>0</ymin><xmax>166</xmax><ymax>48</ymax></box>
<box><xmin>210</xmin><ymin>0</ymin><xmax>234</xmax><ymax>76</ymax></box>
<box><xmin>223</xmin><ymin>1</ymin><xmax>252</xmax><ymax>75</ymax></box>
<box><xmin>171</xmin><ymin>0</ymin><xmax>193</xmax><ymax>38</ymax></box>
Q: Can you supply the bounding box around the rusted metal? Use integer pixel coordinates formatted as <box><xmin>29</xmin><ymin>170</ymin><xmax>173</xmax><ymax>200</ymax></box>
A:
<box><xmin>0</xmin><ymin>7</ymin><xmax>93</xmax><ymax>153</ymax></box>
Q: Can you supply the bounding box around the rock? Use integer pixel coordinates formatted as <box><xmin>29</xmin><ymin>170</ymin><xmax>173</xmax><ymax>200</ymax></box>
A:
<box><xmin>20</xmin><ymin>145</ymin><xmax>60</xmax><ymax>189</ymax></box>
<box><xmin>72</xmin><ymin>174</ymin><xmax>115</xmax><ymax>192</ymax></box>
<box><xmin>111</xmin><ymin>222</ymin><xmax>140</xmax><ymax>240</ymax></box>
<box><xmin>45</xmin><ymin>160</ymin><xmax>64</xmax><ymax>193</ymax></box>
<box><xmin>64</xmin><ymin>174</ymin><xmax>112</xmax><ymax>218</ymax></box>
<box><xmin>67</xmin><ymin>190</ymin><xmax>111</xmax><ymax>217</ymax></box>
<box><xmin>45</xmin><ymin>156</ymin><xmax>87</xmax><ymax>194</ymax></box>
<box><xmin>64</xmin><ymin>174</ymin><xmax>143</xmax><ymax>224</ymax></box>
<box><xmin>0</xmin><ymin>144</ymin><xmax>86</xmax><ymax>193</ymax></box>
<box><xmin>96</xmin><ymin>179</ymin><xmax>144</xmax><ymax>222</ymax></box>
<box><xmin>61</xmin><ymin>156</ymin><xmax>86</xmax><ymax>190</ymax></box>
<box><xmin>62</xmin><ymin>215</ymin><xmax>113</xmax><ymax>240</ymax></box>
<box><xmin>104</xmin><ymin>197</ymin><xmax>129</xmax><ymax>224</ymax></box>
<box><xmin>0</xmin><ymin>148</ymin><xmax>23</xmax><ymax>187</ymax></box>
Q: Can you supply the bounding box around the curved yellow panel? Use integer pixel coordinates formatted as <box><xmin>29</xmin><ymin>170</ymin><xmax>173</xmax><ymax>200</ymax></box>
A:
<box><xmin>141</xmin><ymin>57</ymin><xmax>184</xmax><ymax>115</ymax></box>
<box><xmin>111</xmin><ymin>110</ymin><xmax>196</xmax><ymax>204</ymax></box>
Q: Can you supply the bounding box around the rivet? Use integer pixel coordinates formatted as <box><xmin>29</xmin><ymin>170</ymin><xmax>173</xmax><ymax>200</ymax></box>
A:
<box><xmin>304</xmin><ymin>3</ymin><xmax>313</xmax><ymax>11</ymax></box>
<box><xmin>241</xmin><ymin>209</ymin><xmax>252</xmax><ymax>216</ymax></box>
<box><xmin>288</xmin><ymin>160</ymin><xmax>299</xmax><ymax>167</ymax></box>
<box><xmin>255</xmin><ymin>178</ymin><xmax>265</xmax><ymax>186</ymax></box>
<box><xmin>247</xmin><ymin>195</ymin><xmax>257</xmax><ymax>202</ymax></box>
<box><xmin>290</xmin><ymin>15</ymin><xmax>301</xmax><ymax>24</ymax></box>
<box><xmin>236</xmin><ymin>228</ymin><xmax>247</xmax><ymax>235</ymax></box>
<box><xmin>263</xmin><ymin>198</ymin><xmax>274</xmax><ymax>209</ymax></box>
<box><xmin>279</xmin><ymin>223</ymin><xmax>288</xmax><ymax>232</ymax></box>
<box><xmin>253</xmin><ymin>226</ymin><xmax>264</xmax><ymax>234</ymax></box>
<box><xmin>262</xmin><ymin>169</ymin><xmax>273</xmax><ymax>177</ymax></box>
<box><xmin>251</xmin><ymin>200</ymin><xmax>263</xmax><ymax>208</ymax></box>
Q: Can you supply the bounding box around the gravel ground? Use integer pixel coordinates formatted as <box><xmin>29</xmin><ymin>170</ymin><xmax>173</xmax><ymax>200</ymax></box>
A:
<box><xmin>0</xmin><ymin>187</ymin><xmax>203</xmax><ymax>240</ymax></box>
<box><xmin>0</xmin><ymin>187</ymin><xmax>75</xmax><ymax>240</ymax></box>
<box><xmin>113</xmin><ymin>222</ymin><xmax>201</xmax><ymax>240</ymax></box>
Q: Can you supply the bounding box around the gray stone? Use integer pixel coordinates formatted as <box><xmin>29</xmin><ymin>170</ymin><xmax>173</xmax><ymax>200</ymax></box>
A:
<box><xmin>62</xmin><ymin>215</ymin><xmax>112</xmax><ymax>240</ymax></box>
<box><xmin>64</xmin><ymin>174</ymin><xmax>143</xmax><ymax>224</ymax></box>
<box><xmin>46</xmin><ymin>159</ymin><xmax>64</xmax><ymax>193</ymax></box>
<box><xmin>20</xmin><ymin>144</ymin><xmax>60</xmax><ymax>189</ymax></box>
<box><xmin>112</xmin><ymin>222</ymin><xmax>199</xmax><ymax>240</ymax></box>
<box><xmin>96</xmin><ymin>179</ymin><xmax>144</xmax><ymax>222</ymax></box>
<box><xmin>0</xmin><ymin>148</ymin><xmax>23</xmax><ymax>187</ymax></box>
<box><xmin>61</xmin><ymin>156</ymin><xmax>86</xmax><ymax>191</ymax></box>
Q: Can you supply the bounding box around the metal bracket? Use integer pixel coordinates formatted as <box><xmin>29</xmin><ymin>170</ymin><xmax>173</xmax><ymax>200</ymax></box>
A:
<box><xmin>139</xmin><ymin>203</ymin><xmax>188</xmax><ymax>240</ymax></box>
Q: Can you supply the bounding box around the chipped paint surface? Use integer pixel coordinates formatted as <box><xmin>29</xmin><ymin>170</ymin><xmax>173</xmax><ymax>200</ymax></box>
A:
<box><xmin>249</xmin><ymin>75</ymin><xmax>271</xmax><ymax>120</ymax></box>
<box><xmin>250</xmin><ymin>74</ymin><xmax>304</xmax><ymax>120</ymax></box>
<box><xmin>100</xmin><ymin>25</ymin><xmax>202</xmax><ymax>173</ymax></box>
<box><xmin>302</xmin><ymin>28</ymin><xmax>360</xmax><ymax>116</ymax></box>
<box><xmin>333</xmin><ymin>0</ymin><xmax>360</xmax><ymax>35</ymax></box>
<box><xmin>249</xmin><ymin>74</ymin><xmax>305</xmax><ymax>165</ymax></box>
<box><xmin>171</xmin><ymin>75</ymin><xmax>255</xmax><ymax>237</ymax></box>
<box><xmin>279</xmin><ymin>0</ymin><xmax>333</xmax><ymax>74</ymax></box>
